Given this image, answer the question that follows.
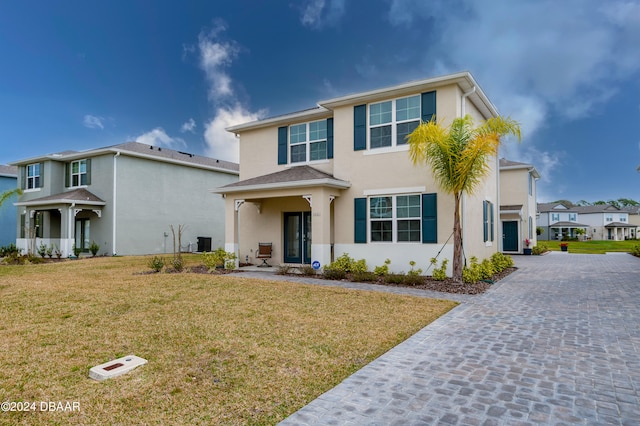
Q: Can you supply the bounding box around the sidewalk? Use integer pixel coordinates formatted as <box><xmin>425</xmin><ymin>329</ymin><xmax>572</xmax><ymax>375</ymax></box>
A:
<box><xmin>238</xmin><ymin>252</ymin><xmax>640</xmax><ymax>425</ymax></box>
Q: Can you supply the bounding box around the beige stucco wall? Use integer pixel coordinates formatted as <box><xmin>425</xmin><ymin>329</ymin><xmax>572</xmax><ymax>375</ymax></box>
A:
<box><xmin>225</xmin><ymin>79</ymin><xmax>502</xmax><ymax>275</ymax></box>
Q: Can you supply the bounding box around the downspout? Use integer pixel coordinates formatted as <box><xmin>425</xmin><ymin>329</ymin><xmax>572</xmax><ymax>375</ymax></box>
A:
<box><xmin>113</xmin><ymin>152</ymin><xmax>120</xmax><ymax>256</ymax></box>
<box><xmin>460</xmin><ymin>85</ymin><xmax>476</xmax><ymax>262</ymax></box>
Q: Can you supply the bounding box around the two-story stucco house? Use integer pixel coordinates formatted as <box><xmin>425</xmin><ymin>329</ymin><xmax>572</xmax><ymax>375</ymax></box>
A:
<box><xmin>537</xmin><ymin>202</ymin><xmax>587</xmax><ymax>240</ymax></box>
<box><xmin>573</xmin><ymin>205</ymin><xmax>636</xmax><ymax>241</ymax></box>
<box><xmin>0</xmin><ymin>165</ymin><xmax>19</xmax><ymax>247</ymax></box>
<box><xmin>213</xmin><ymin>72</ymin><xmax>504</xmax><ymax>275</ymax></box>
<box><xmin>10</xmin><ymin>142</ymin><xmax>238</xmax><ymax>257</ymax></box>
<box><xmin>499</xmin><ymin>158</ymin><xmax>540</xmax><ymax>253</ymax></box>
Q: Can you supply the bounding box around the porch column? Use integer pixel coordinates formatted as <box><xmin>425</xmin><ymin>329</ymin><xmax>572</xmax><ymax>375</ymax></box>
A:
<box><xmin>224</xmin><ymin>198</ymin><xmax>242</xmax><ymax>267</ymax></box>
<box><xmin>309</xmin><ymin>188</ymin><xmax>333</xmax><ymax>270</ymax></box>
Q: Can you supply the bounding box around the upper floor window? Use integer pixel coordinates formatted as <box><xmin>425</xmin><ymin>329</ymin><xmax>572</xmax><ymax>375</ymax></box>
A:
<box><xmin>289</xmin><ymin>120</ymin><xmax>327</xmax><ymax>164</ymax></box>
<box><xmin>605</xmin><ymin>215</ymin><xmax>613</xmax><ymax>222</ymax></box>
<box><xmin>26</xmin><ymin>163</ymin><xmax>40</xmax><ymax>189</ymax></box>
<box><xmin>551</xmin><ymin>213</ymin><xmax>560</xmax><ymax>222</ymax></box>
<box><xmin>369</xmin><ymin>95</ymin><xmax>420</xmax><ymax>149</ymax></box>
<box><xmin>568</xmin><ymin>213</ymin><xmax>577</xmax><ymax>222</ymax></box>
<box><xmin>66</xmin><ymin>159</ymin><xmax>91</xmax><ymax>187</ymax></box>
<box><xmin>620</xmin><ymin>216</ymin><xmax>627</xmax><ymax>222</ymax></box>
<box><xmin>370</xmin><ymin>194</ymin><xmax>421</xmax><ymax>242</ymax></box>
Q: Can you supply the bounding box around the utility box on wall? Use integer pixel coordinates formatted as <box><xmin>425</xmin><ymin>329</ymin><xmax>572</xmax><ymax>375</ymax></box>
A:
<box><xmin>197</xmin><ymin>237</ymin><xmax>212</xmax><ymax>253</ymax></box>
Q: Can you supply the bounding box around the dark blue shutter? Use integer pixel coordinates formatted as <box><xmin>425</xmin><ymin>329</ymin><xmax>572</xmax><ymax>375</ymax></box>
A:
<box><xmin>354</xmin><ymin>198</ymin><xmax>367</xmax><ymax>243</ymax></box>
<box><xmin>421</xmin><ymin>91</ymin><xmax>436</xmax><ymax>122</ymax></box>
<box><xmin>65</xmin><ymin>163</ymin><xmax>70</xmax><ymax>187</ymax></box>
<box><xmin>422</xmin><ymin>193</ymin><xmax>437</xmax><ymax>243</ymax></box>
<box><xmin>277</xmin><ymin>126</ymin><xmax>288</xmax><ymax>165</ymax></box>
<box><xmin>20</xmin><ymin>166</ymin><xmax>26</xmax><ymax>190</ymax></box>
<box><xmin>353</xmin><ymin>104</ymin><xmax>366</xmax><ymax>151</ymax></box>
<box><xmin>483</xmin><ymin>201</ymin><xmax>488</xmax><ymax>242</ymax></box>
<box><xmin>327</xmin><ymin>118</ymin><xmax>334</xmax><ymax>159</ymax></box>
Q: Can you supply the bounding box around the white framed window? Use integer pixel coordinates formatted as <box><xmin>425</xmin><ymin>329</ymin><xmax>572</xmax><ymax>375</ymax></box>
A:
<box><xmin>369</xmin><ymin>194</ymin><xmax>421</xmax><ymax>242</ymax></box>
<box><xmin>289</xmin><ymin>120</ymin><xmax>327</xmax><ymax>164</ymax></box>
<box><xmin>605</xmin><ymin>215</ymin><xmax>613</xmax><ymax>222</ymax></box>
<box><xmin>369</xmin><ymin>95</ymin><xmax>420</xmax><ymax>149</ymax></box>
<box><xmin>71</xmin><ymin>159</ymin><xmax>88</xmax><ymax>186</ymax></box>
<box><xmin>551</xmin><ymin>213</ymin><xmax>560</xmax><ymax>222</ymax></box>
<box><xmin>26</xmin><ymin>163</ymin><xmax>40</xmax><ymax>189</ymax></box>
<box><xmin>620</xmin><ymin>216</ymin><xmax>627</xmax><ymax>223</ymax></box>
<box><xmin>569</xmin><ymin>213</ymin><xmax>577</xmax><ymax>222</ymax></box>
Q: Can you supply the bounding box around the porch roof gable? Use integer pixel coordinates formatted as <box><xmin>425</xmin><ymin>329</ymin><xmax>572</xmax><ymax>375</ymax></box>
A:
<box><xmin>15</xmin><ymin>188</ymin><xmax>106</xmax><ymax>207</ymax></box>
<box><xmin>213</xmin><ymin>165</ymin><xmax>351</xmax><ymax>194</ymax></box>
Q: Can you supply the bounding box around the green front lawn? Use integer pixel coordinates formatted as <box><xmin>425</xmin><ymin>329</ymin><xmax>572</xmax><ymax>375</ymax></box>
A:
<box><xmin>0</xmin><ymin>256</ymin><xmax>456</xmax><ymax>425</ymax></box>
<box><xmin>543</xmin><ymin>239</ymin><xmax>640</xmax><ymax>254</ymax></box>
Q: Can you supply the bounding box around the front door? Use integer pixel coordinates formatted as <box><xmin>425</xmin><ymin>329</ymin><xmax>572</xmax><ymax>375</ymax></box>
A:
<box><xmin>502</xmin><ymin>221</ymin><xmax>518</xmax><ymax>252</ymax></box>
<box><xmin>284</xmin><ymin>212</ymin><xmax>311</xmax><ymax>264</ymax></box>
<box><xmin>75</xmin><ymin>218</ymin><xmax>90</xmax><ymax>252</ymax></box>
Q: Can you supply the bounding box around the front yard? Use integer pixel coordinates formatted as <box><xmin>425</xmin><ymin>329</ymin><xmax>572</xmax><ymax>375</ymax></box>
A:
<box><xmin>543</xmin><ymin>239</ymin><xmax>640</xmax><ymax>254</ymax></box>
<box><xmin>0</xmin><ymin>256</ymin><xmax>456</xmax><ymax>425</ymax></box>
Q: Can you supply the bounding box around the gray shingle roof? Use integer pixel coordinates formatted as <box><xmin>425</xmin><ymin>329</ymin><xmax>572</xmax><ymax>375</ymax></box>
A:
<box><xmin>15</xmin><ymin>188</ymin><xmax>105</xmax><ymax>206</ymax></box>
<box><xmin>216</xmin><ymin>165</ymin><xmax>350</xmax><ymax>192</ymax></box>
<box><xmin>0</xmin><ymin>165</ymin><xmax>18</xmax><ymax>177</ymax></box>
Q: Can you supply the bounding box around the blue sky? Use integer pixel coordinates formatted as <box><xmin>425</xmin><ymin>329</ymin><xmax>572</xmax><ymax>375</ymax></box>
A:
<box><xmin>1</xmin><ymin>0</ymin><xmax>639</xmax><ymax>203</ymax></box>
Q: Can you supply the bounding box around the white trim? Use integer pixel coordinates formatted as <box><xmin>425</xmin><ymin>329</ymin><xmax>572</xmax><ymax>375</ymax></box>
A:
<box><xmin>213</xmin><ymin>178</ymin><xmax>351</xmax><ymax>194</ymax></box>
<box><xmin>23</xmin><ymin>188</ymin><xmax>41</xmax><ymax>194</ymax></box>
<box><xmin>363</xmin><ymin>145</ymin><xmax>410</xmax><ymax>156</ymax></box>
<box><xmin>364</xmin><ymin>187</ymin><xmax>426</xmax><ymax>196</ymax></box>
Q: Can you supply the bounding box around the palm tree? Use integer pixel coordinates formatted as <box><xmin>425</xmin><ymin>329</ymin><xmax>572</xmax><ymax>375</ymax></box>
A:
<box><xmin>0</xmin><ymin>188</ymin><xmax>22</xmax><ymax>208</ymax></box>
<box><xmin>408</xmin><ymin>115</ymin><xmax>521</xmax><ymax>283</ymax></box>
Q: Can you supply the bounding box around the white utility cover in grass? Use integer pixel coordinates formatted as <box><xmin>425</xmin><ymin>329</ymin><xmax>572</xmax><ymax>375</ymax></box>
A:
<box><xmin>89</xmin><ymin>355</ymin><xmax>148</xmax><ymax>381</ymax></box>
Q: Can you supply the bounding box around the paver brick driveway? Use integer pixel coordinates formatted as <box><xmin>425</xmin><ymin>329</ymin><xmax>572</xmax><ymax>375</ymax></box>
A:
<box><xmin>279</xmin><ymin>252</ymin><xmax>640</xmax><ymax>425</ymax></box>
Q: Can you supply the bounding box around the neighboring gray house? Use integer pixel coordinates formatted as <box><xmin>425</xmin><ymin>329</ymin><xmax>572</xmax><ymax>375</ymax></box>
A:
<box><xmin>0</xmin><ymin>165</ymin><xmax>18</xmax><ymax>247</ymax></box>
<box><xmin>10</xmin><ymin>142</ymin><xmax>238</xmax><ymax>257</ymax></box>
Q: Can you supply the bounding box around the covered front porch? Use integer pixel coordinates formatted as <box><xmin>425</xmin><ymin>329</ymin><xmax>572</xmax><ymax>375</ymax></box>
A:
<box><xmin>548</xmin><ymin>221</ymin><xmax>588</xmax><ymax>240</ymax></box>
<box><xmin>15</xmin><ymin>189</ymin><xmax>106</xmax><ymax>257</ymax></box>
<box><xmin>213</xmin><ymin>166</ymin><xmax>350</xmax><ymax>269</ymax></box>
<box><xmin>605</xmin><ymin>222</ymin><xmax>637</xmax><ymax>241</ymax></box>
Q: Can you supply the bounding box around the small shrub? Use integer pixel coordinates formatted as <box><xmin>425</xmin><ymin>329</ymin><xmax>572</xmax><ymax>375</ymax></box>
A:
<box><xmin>37</xmin><ymin>243</ymin><xmax>48</xmax><ymax>258</ymax></box>
<box><xmin>46</xmin><ymin>245</ymin><xmax>54</xmax><ymax>258</ymax></box>
<box><xmin>148</xmin><ymin>256</ymin><xmax>165</xmax><ymax>272</ymax></box>
<box><xmin>407</xmin><ymin>260</ymin><xmax>423</xmax><ymax>277</ymax></box>
<box><xmin>89</xmin><ymin>241</ymin><xmax>100</xmax><ymax>257</ymax></box>
<box><xmin>431</xmin><ymin>258</ymin><xmax>448</xmax><ymax>281</ymax></box>
<box><xmin>490</xmin><ymin>252</ymin><xmax>514</xmax><ymax>273</ymax></box>
<box><xmin>298</xmin><ymin>265</ymin><xmax>316</xmax><ymax>276</ymax></box>
<box><xmin>373</xmin><ymin>258</ymin><xmax>391</xmax><ymax>276</ymax></box>
<box><xmin>322</xmin><ymin>266</ymin><xmax>347</xmax><ymax>280</ymax></box>
<box><xmin>632</xmin><ymin>244</ymin><xmax>640</xmax><ymax>258</ymax></box>
<box><xmin>384</xmin><ymin>273</ymin><xmax>406</xmax><ymax>284</ymax></box>
<box><xmin>72</xmin><ymin>243</ymin><xmax>81</xmax><ymax>257</ymax></box>
<box><xmin>462</xmin><ymin>257</ymin><xmax>481</xmax><ymax>284</ymax></box>
<box><xmin>0</xmin><ymin>243</ymin><xmax>19</xmax><ymax>257</ymax></box>
<box><xmin>351</xmin><ymin>271</ymin><xmax>377</xmax><ymax>282</ymax></box>
<box><xmin>202</xmin><ymin>248</ymin><xmax>236</xmax><ymax>271</ymax></box>
<box><xmin>479</xmin><ymin>259</ymin><xmax>495</xmax><ymax>280</ymax></box>
<box><xmin>326</xmin><ymin>253</ymin><xmax>368</xmax><ymax>274</ymax></box>
<box><xmin>402</xmin><ymin>274</ymin><xmax>424</xmax><ymax>286</ymax></box>
<box><xmin>171</xmin><ymin>256</ymin><xmax>184</xmax><ymax>272</ymax></box>
<box><xmin>276</xmin><ymin>264</ymin><xmax>293</xmax><ymax>275</ymax></box>
<box><xmin>532</xmin><ymin>244</ymin><xmax>547</xmax><ymax>255</ymax></box>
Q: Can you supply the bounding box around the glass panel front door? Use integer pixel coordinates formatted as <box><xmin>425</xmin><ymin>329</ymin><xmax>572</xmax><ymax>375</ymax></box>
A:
<box><xmin>284</xmin><ymin>212</ymin><xmax>311</xmax><ymax>264</ymax></box>
<box><xmin>75</xmin><ymin>219</ymin><xmax>90</xmax><ymax>252</ymax></box>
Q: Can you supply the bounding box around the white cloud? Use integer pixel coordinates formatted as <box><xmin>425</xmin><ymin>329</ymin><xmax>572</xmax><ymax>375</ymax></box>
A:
<box><xmin>203</xmin><ymin>104</ymin><xmax>265</xmax><ymax>163</ymax></box>
<box><xmin>83</xmin><ymin>115</ymin><xmax>104</xmax><ymax>129</ymax></box>
<box><xmin>299</xmin><ymin>0</ymin><xmax>346</xmax><ymax>29</ymax></box>
<box><xmin>197</xmin><ymin>19</ymin><xmax>239</xmax><ymax>103</ymax></box>
<box><xmin>135</xmin><ymin>128</ymin><xmax>186</xmax><ymax>150</ymax></box>
<box><xmin>180</xmin><ymin>118</ymin><xmax>196</xmax><ymax>133</ymax></box>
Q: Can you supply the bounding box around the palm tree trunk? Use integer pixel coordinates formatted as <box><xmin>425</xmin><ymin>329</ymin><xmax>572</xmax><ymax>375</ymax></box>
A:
<box><xmin>452</xmin><ymin>192</ymin><xmax>463</xmax><ymax>283</ymax></box>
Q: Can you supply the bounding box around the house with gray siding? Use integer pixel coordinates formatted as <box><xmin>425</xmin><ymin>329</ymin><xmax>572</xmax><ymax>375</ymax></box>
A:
<box><xmin>0</xmin><ymin>165</ymin><xmax>19</xmax><ymax>247</ymax></box>
<box><xmin>10</xmin><ymin>142</ymin><xmax>238</xmax><ymax>257</ymax></box>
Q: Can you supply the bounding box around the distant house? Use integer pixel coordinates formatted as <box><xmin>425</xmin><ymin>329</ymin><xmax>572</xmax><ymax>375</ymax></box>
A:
<box><xmin>574</xmin><ymin>205</ymin><xmax>636</xmax><ymax>241</ymax></box>
<box><xmin>0</xmin><ymin>165</ymin><xmax>18</xmax><ymax>247</ymax></box>
<box><xmin>620</xmin><ymin>206</ymin><xmax>640</xmax><ymax>239</ymax></box>
<box><xmin>10</xmin><ymin>142</ymin><xmax>238</xmax><ymax>257</ymax></box>
<box><xmin>537</xmin><ymin>203</ymin><xmax>588</xmax><ymax>240</ymax></box>
<box><xmin>213</xmin><ymin>72</ymin><xmax>505</xmax><ymax>275</ymax></box>
<box><xmin>499</xmin><ymin>158</ymin><xmax>540</xmax><ymax>253</ymax></box>
<box><xmin>537</xmin><ymin>203</ymin><xmax>637</xmax><ymax>241</ymax></box>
